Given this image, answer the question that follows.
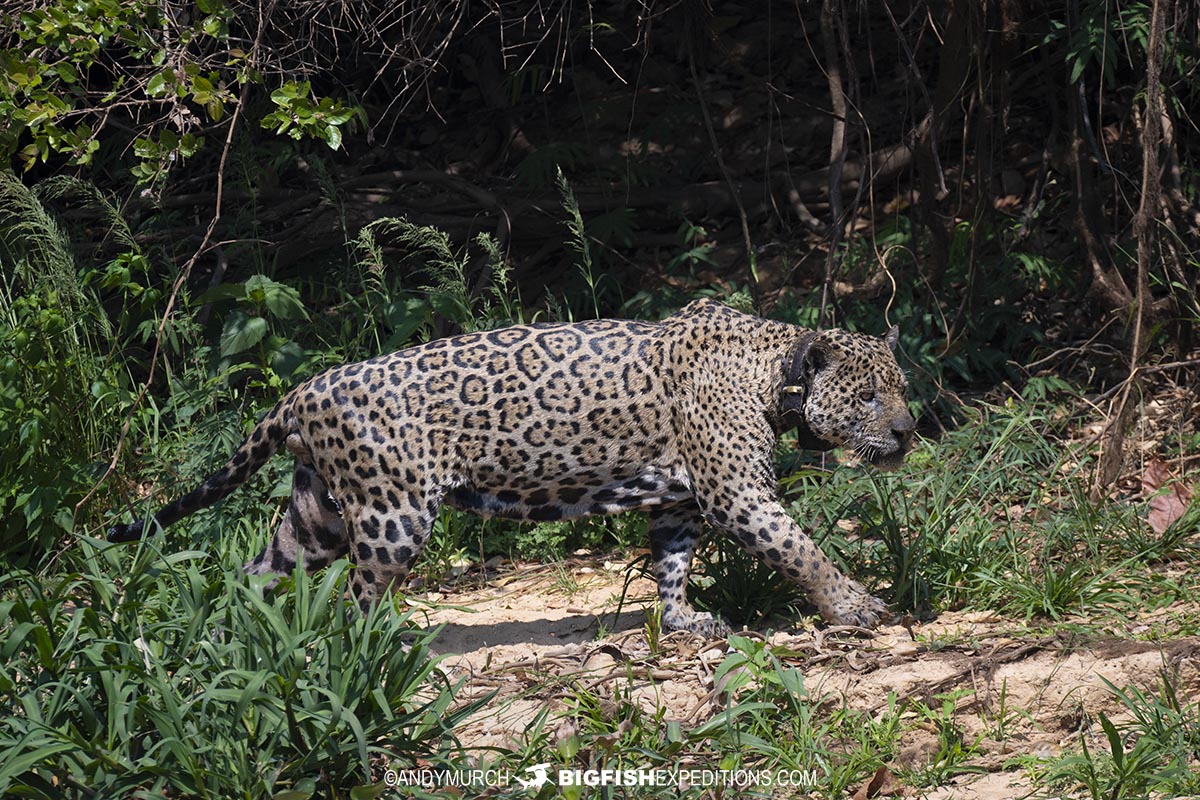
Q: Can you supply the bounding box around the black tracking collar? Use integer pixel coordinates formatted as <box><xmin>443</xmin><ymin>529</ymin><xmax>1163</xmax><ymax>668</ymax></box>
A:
<box><xmin>779</xmin><ymin>332</ymin><xmax>837</xmax><ymax>452</ymax></box>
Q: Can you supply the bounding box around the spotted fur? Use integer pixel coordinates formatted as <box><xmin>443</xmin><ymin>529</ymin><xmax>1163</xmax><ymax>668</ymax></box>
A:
<box><xmin>109</xmin><ymin>299</ymin><xmax>915</xmax><ymax>634</ymax></box>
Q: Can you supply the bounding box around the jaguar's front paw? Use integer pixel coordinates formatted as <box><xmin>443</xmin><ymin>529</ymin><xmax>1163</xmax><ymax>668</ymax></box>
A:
<box><xmin>823</xmin><ymin>580</ymin><xmax>889</xmax><ymax>629</ymax></box>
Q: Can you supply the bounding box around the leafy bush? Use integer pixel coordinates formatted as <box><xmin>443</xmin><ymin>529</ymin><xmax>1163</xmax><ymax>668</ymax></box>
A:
<box><xmin>0</xmin><ymin>548</ymin><xmax>478</xmax><ymax>798</ymax></box>
<box><xmin>1</xmin><ymin>0</ymin><xmax>361</xmax><ymax>182</ymax></box>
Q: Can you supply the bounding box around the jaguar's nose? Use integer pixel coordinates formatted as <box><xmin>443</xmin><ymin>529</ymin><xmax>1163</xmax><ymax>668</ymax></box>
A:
<box><xmin>892</xmin><ymin>411</ymin><xmax>916</xmax><ymax>446</ymax></box>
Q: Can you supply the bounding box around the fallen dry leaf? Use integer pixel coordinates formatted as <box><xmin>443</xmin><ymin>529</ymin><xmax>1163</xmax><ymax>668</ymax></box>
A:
<box><xmin>850</xmin><ymin>764</ymin><xmax>901</xmax><ymax>799</ymax></box>
<box><xmin>1141</xmin><ymin>460</ymin><xmax>1195</xmax><ymax>535</ymax></box>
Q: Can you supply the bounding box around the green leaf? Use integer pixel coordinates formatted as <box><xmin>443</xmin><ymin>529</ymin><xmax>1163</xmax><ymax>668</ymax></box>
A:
<box><xmin>146</xmin><ymin>70</ymin><xmax>169</xmax><ymax>97</ymax></box>
<box><xmin>194</xmin><ymin>282</ymin><xmax>247</xmax><ymax>304</ymax></box>
<box><xmin>1100</xmin><ymin>713</ymin><xmax>1124</xmax><ymax>768</ymax></box>
<box><xmin>270</xmin><ymin>341</ymin><xmax>306</xmax><ymax>379</ymax></box>
<box><xmin>219</xmin><ymin>310</ymin><xmax>268</xmax><ymax>356</ymax></box>
<box><xmin>382</xmin><ymin>297</ymin><xmax>428</xmax><ymax>345</ymax></box>
<box><xmin>245</xmin><ymin>275</ymin><xmax>308</xmax><ymax>320</ymax></box>
<box><xmin>54</xmin><ymin>62</ymin><xmax>79</xmax><ymax>83</ymax></box>
<box><xmin>323</xmin><ymin>123</ymin><xmax>341</xmax><ymax>150</ymax></box>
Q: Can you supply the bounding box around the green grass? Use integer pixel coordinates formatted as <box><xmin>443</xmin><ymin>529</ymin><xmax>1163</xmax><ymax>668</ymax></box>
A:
<box><xmin>1045</xmin><ymin>672</ymin><xmax>1200</xmax><ymax>799</ymax></box>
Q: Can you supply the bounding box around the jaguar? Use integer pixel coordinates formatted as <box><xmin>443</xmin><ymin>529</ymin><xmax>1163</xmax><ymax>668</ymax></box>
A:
<box><xmin>109</xmin><ymin>298</ymin><xmax>915</xmax><ymax>635</ymax></box>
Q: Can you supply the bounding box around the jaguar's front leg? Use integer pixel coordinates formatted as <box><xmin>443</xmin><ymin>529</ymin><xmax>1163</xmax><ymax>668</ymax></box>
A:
<box><xmin>708</xmin><ymin>494</ymin><xmax>888</xmax><ymax>628</ymax></box>
<box><xmin>677</xmin><ymin>397</ymin><xmax>889</xmax><ymax>630</ymax></box>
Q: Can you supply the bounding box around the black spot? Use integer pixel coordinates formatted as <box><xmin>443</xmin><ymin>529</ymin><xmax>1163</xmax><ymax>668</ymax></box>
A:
<box><xmin>314</xmin><ymin>524</ymin><xmax>345</xmax><ymax>551</ymax></box>
<box><xmin>361</xmin><ymin>517</ymin><xmax>382</xmax><ymax>539</ymax></box>
<box><xmin>558</xmin><ymin>487</ymin><xmax>587</xmax><ymax>505</ymax></box>
<box><xmin>528</xmin><ymin>505</ymin><xmax>563</xmax><ymax>521</ymax></box>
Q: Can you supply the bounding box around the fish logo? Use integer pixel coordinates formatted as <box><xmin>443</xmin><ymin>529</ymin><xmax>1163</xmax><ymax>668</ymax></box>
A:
<box><xmin>516</xmin><ymin>763</ymin><xmax>552</xmax><ymax>790</ymax></box>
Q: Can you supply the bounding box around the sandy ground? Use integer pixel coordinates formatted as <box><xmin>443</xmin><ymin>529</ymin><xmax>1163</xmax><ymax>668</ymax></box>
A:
<box><xmin>406</xmin><ymin>557</ymin><xmax>1200</xmax><ymax>799</ymax></box>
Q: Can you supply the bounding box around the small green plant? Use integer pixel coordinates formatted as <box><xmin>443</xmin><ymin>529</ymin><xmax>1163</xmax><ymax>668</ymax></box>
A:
<box><xmin>689</xmin><ymin>536</ymin><xmax>809</xmax><ymax>630</ymax></box>
<box><xmin>982</xmin><ymin>678</ymin><xmax>1035</xmax><ymax>746</ymax></box>
<box><xmin>1106</xmin><ymin>673</ymin><xmax>1200</xmax><ymax>763</ymax></box>
<box><xmin>416</xmin><ymin>507</ymin><xmax>477</xmax><ymax>587</ymax></box>
<box><xmin>666</xmin><ymin>220</ymin><xmax>717</xmax><ymax>276</ymax></box>
<box><xmin>701</xmin><ymin>636</ymin><xmax>898</xmax><ymax>796</ymax></box>
<box><xmin>197</xmin><ymin>273</ymin><xmax>312</xmax><ymax>382</ymax></box>
<box><xmin>1047</xmin><ymin>713</ymin><xmax>1165</xmax><ymax>800</ymax></box>
<box><xmin>556</xmin><ymin>166</ymin><xmax>608</xmax><ymax>319</ymax></box>
<box><xmin>515</xmin><ymin>520</ymin><xmax>572</xmax><ymax>561</ymax></box>
<box><xmin>643</xmin><ymin>601</ymin><xmax>664</xmax><ymax>654</ymax></box>
<box><xmin>981</xmin><ymin>556</ymin><xmax>1135</xmax><ymax>622</ymax></box>
<box><xmin>1046</xmin><ymin>671</ymin><xmax>1200</xmax><ymax>799</ymax></box>
<box><xmin>905</xmin><ymin>690</ymin><xmax>981</xmax><ymax>788</ymax></box>
<box><xmin>550</xmin><ymin>563</ymin><xmax>583</xmax><ymax>598</ymax></box>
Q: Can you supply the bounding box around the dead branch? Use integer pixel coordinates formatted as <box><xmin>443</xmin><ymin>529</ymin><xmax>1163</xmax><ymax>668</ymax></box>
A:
<box><xmin>1094</xmin><ymin>0</ymin><xmax>1167</xmax><ymax>494</ymax></box>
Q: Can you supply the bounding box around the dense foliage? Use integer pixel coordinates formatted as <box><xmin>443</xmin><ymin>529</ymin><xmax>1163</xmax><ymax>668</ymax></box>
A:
<box><xmin>1</xmin><ymin>1</ymin><xmax>1198</xmax><ymax>797</ymax></box>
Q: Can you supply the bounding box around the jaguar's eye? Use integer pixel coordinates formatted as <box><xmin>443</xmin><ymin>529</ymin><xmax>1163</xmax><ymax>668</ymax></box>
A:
<box><xmin>860</xmin><ymin>389</ymin><xmax>876</xmax><ymax>403</ymax></box>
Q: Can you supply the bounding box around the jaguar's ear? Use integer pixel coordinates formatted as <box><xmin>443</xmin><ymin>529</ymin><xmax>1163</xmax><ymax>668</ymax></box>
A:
<box><xmin>884</xmin><ymin>325</ymin><xmax>899</xmax><ymax>351</ymax></box>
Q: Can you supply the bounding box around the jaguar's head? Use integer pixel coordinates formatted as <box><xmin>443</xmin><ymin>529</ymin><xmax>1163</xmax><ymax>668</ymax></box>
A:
<box><xmin>782</xmin><ymin>326</ymin><xmax>915</xmax><ymax>471</ymax></box>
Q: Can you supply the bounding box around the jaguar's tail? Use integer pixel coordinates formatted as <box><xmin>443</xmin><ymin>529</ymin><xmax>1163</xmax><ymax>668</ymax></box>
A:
<box><xmin>107</xmin><ymin>391</ymin><xmax>298</xmax><ymax>543</ymax></box>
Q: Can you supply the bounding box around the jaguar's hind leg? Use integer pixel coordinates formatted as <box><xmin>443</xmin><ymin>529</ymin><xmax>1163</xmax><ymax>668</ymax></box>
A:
<box><xmin>343</xmin><ymin>485</ymin><xmax>442</xmax><ymax>613</ymax></box>
<box><xmin>244</xmin><ymin>461</ymin><xmax>347</xmax><ymax>582</ymax></box>
<box><xmin>649</xmin><ymin>502</ymin><xmax>731</xmax><ymax>637</ymax></box>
